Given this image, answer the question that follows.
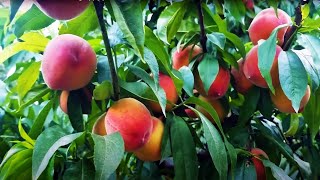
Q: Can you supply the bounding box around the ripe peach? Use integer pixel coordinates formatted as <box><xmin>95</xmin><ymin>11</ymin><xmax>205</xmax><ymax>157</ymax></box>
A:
<box><xmin>172</xmin><ymin>45</ymin><xmax>202</xmax><ymax>70</ymax></box>
<box><xmin>270</xmin><ymin>85</ymin><xmax>310</xmax><ymax>113</ymax></box>
<box><xmin>148</xmin><ymin>73</ymin><xmax>178</xmax><ymax>114</ymax></box>
<box><xmin>195</xmin><ymin>95</ymin><xmax>228</xmax><ymax>123</ymax></box>
<box><xmin>59</xmin><ymin>90</ymin><xmax>69</xmax><ymax>114</ymax></box>
<box><xmin>231</xmin><ymin>59</ymin><xmax>254</xmax><ymax>94</ymax></box>
<box><xmin>251</xmin><ymin>148</ymin><xmax>269</xmax><ymax>180</ymax></box>
<box><xmin>248</xmin><ymin>8</ymin><xmax>292</xmax><ymax>45</ymax></box>
<box><xmin>243</xmin><ymin>45</ymin><xmax>283</xmax><ymax>88</ymax></box>
<box><xmin>41</xmin><ymin>34</ymin><xmax>97</xmax><ymax>91</ymax></box>
<box><xmin>194</xmin><ymin>66</ymin><xmax>230</xmax><ymax>99</ymax></box>
<box><xmin>92</xmin><ymin>114</ymin><xmax>107</xmax><ymax>136</ymax></box>
<box><xmin>33</xmin><ymin>0</ymin><xmax>90</xmax><ymax>20</ymax></box>
<box><xmin>134</xmin><ymin>117</ymin><xmax>164</xmax><ymax>161</ymax></box>
<box><xmin>105</xmin><ymin>98</ymin><xmax>153</xmax><ymax>152</ymax></box>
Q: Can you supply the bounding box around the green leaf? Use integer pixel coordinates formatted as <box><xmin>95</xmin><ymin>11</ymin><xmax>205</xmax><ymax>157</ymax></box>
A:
<box><xmin>179</xmin><ymin>66</ymin><xmax>194</xmax><ymax>97</ymax></box>
<box><xmin>303</xmin><ymin>88</ymin><xmax>320</xmax><ymax>139</ymax></box>
<box><xmin>170</xmin><ymin>116</ymin><xmax>198</xmax><ymax>180</ymax></box>
<box><xmin>14</xmin><ymin>4</ymin><xmax>55</xmax><ymax>38</ymax></box>
<box><xmin>157</xmin><ymin>2</ymin><xmax>187</xmax><ymax>44</ymax></box>
<box><xmin>32</xmin><ymin>126</ymin><xmax>82</xmax><ymax>180</ymax></box>
<box><xmin>126</xmin><ymin>65</ymin><xmax>166</xmax><ymax>115</ymax></box>
<box><xmin>93</xmin><ymin>81</ymin><xmax>113</xmax><ymax>100</ymax></box>
<box><xmin>16</xmin><ymin>61</ymin><xmax>41</xmax><ymax>100</ymax></box>
<box><xmin>92</xmin><ymin>133</ymin><xmax>124</xmax><ymax>180</ymax></box>
<box><xmin>67</xmin><ymin>90</ymin><xmax>85</xmax><ymax>132</ymax></box>
<box><xmin>239</xmin><ymin>87</ymin><xmax>260</xmax><ymax>125</ymax></box>
<box><xmin>0</xmin><ymin>148</ymin><xmax>33</xmax><ymax>180</ymax></box>
<box><xmin>284</xmin><ymin>114</ymin><xmax>300</xmax><ymax>137</ymax></box>
<box><xmin>293</xmin><ymin>49</ymin><xmax>319</xmax><ymax>91</ymax></box>
<box><xmin>207</xmin><ymin>32</ymin><xmax>226</xmax><ymax>50</ymax></box>
<box><xmin>0</xmin><ymin>143</ymin><xmax>27</xmax><ymax>168</ymax></box>
<box><xmin>258</xmin><ymin>24</ymin><xmax>290</xmax><ymax>93</ymax></box>
<box><xmin>0</xmin><ymin>32</ymin><xmax>49</xmax><ymax>64</ymax></box>
<box><xmin>297</xmin><ymin>34</ymin><xmax>320</xmax><ymax>69</ymax></box>
<box><xmin>224</xmin><ymin>0</ymin><xmax>246</xmax><ymax>24</ymax></box>
<box><xmin>278</xmin><ymin>50</ymin><xmax>308</xmax><ymax>112</ymax></box>
<box><xmin>262</xmin><ymin>160</ymin><xmax>291</xmax><ymax>180</ymax></box>
<box><xmin>28</xmin><ymin>100</ymin><xmax>54</xmax><ymax>139</ymax></box>
<box><xmin>161</xmin><ymin>115</ymin><xmax>173</xmax><ymax>158</ymax></box>
<box><xmin>119</xmin><ymin>80</ymin><xmax>156</xmax><ymax>101</ymax></box>
<box><xmin>110</xmin><ymin>0</ymin><xmax>144</xmax><ymax>60</ymax></box>
<box><xmin>59</xmin><ymin>3</ymin><xmax>98</xmax><ymax>36</ymax></box>
<box><xmin>144</xmin><ymin>26</ymin><xmax>170</xmax><ymax>68</ymax></box>
<box><xmin>18</xmin><ymin>120</ymin><xmax>35</xmax><ymax>146</ymax></box>
<box><xmin>144</xmin><ymin>48</ymin><xmax>159</xmax><ymax>86</ymax></box>
<box><xmin>63</xmin><ymin>159</ymin><xmax>95</xmax><ymax>180</ymax></box>
<box><xmin>233</xmin><ymin>158</ymin><xmax>256</xmax><ymax>180</ymax></box>
<box><xmin>198</xmin><ymin>54</ymin><xmax>219</xmax><ymax>93</ymax></box>
<box><xmin>224</xmin><ymin>32</ymin><xmax>246</xmax><ymax>59</ymax></box>
<box><xmin>8</xmin><ymin>0</ymin><xmax>24</xmax><ymax>23</ymax></box>
<box><xmin>192</xmin><ymin>107</ymin><xmax>228</xmax><ymax>180</ymax></box>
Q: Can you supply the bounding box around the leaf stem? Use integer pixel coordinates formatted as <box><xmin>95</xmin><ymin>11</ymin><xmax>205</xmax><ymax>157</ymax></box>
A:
<box><xmin>196</xmin><ymin>0</ymin><xmax>207</xmax><ymax>53</ymax></box>
<box><xmin>94</xmin><ymin>1</ymin><xmax>120</xmax><ymax>101</ymax></box>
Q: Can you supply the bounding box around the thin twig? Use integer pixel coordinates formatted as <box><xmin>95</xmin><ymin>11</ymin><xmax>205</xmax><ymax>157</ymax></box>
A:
<box><xmin>196</xmin><ymin>0</ymin><xmax>207</xmax><ymax>53</ymax></box>
<box><xmin>94</xmin><ymin>1</ymin><xmax>120</xmax><ymax>101</ymax></box>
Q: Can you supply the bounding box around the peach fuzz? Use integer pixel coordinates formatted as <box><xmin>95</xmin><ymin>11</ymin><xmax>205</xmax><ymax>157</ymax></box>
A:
<box><xmin>33</xmin><ymin>0</ymin><xmax>90</xmax><ymax>20</ymax></box>
<box><xmin>270</xmin><ymin>85</ymin><xmax>310</xmax><ymax>113</ymax></box>
<box><xmin>92</xmin><ymin>114</ymin><xmax>107</xmax><ymax>136</ymax></box>
<box><xmin>248</xmin><ymin>8</ymin><xmax>292</xmax><ymax>46</ymax></box>
<box><xmin>195</xmin><ymin>95</ymin><xmax>228</xmax><ymax>123</ymax></box>
<box><xmin>194</xmin><ymin>66</ymin><xmax>230</xmax><ymax>99</ymax></box>
<box><xmin>105</xmin><ymin>98</ymin><xmax>153</xmax><ymax>152</ymax></box>
<box><xmin>243</xmin><ymin>45</ymin><xmax>283</xmax><ymax>88</ymax></box>
<box><xmin>134</xmin><ymin>117</ymin><xmax>164</xmax><ymax>161</ymax></box>
<box><xmin>148</xmin><ymin>73</ymin><xmax>178</xmax><ymax>114</ymax></box>
<box><xmin>41</xmin><ymin>34</ymin><xmax>97</xmax><ymax>91</ymax></box>
<box><xmin>251</xmin><ymin>148</ymin><xmax>269</xmax><ymax>180</ymax></box>
<box><xmin>231</xmin><ymin>59</ymin><xmax>254</xmax><ymax>94</ymax></box>
<box><xmin>172</xmin><ymin>45</ymin><xmax>202</xmax><ymax>70</ymax></box>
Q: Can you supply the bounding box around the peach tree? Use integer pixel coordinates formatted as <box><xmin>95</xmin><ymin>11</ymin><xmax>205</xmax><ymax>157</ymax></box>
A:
<box><xmin>0</xmin><ymin>0</ymin><xmax>320</xmax><ymax>179</ymax></box>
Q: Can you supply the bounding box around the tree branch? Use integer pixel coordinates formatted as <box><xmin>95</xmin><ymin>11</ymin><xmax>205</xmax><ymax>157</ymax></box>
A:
<box><xmin>94</xmin><ymin>1</ymin><xmax>120</xmax><ymax>101</ymax></box>
<box><xmin>282</xmin><ymin>2</ymin><xmax>303</xmax><ymax>51</ymax></box>
<box><xmin>196</xmin><ymin>0</ymin><xmax>207</xmax><ymax>53</ymax></box>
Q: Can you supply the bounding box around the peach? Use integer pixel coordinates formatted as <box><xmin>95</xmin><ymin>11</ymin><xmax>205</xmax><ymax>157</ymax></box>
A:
<box><xmin>92</xmin><ymin>114</ymin><xmax>107</xmax><ymax>136</ymax></box>
<box><xmin>194</xmin><ymin>66</ymin><xmax>230</xmax><ymax>99</ymax></box>
<box><xmin>59</xmin><ymin>90</ymin><xmax>69</xmax><ymax>114</ymax></box>
<box><xmin>185</xmin><ymin>108</ymin><xmax>198</xmax><ymax>118</ymax></box>
<box><xmin>231</xmin><ymin>59</ymin><xmax>254</xmax><ymax>94</ymax></box>
<box><xmin>105</xmin><ymin>98</ymin><xmax>153</xmax><ymax>152</ymax></box>
<box><xmin>251</xmin><ymin>148</ymin><xmax>269</xmax><ymax>180</ymax></box>
<box><xmin>195</xmin><ymin>95</ymin><xmax>228</xmax><ymax>123</ymax></box>
<box><xmin>41</xmin><ymin>34</ymin><xmax>97</xmax><ymax>91</ymax></box>
<box><xmin>33</xmin><ymin>0</ymin><xmax>90</xmax><ymax>20</ymax></box>
<box><xmin>243</xmin><ymin>45</ymin><xmax>283</xmax><ymax>88</ymax></box>
<box><xmin>243</xmin><ymin>0</ymin><xmax>254</xmax><ymax>10</ymax></box>
<box><xmin>148</xmin><ymin>73</ymin><xmax>178</xmax><ymax>114</ymax></box>
<box><xmin>270</xmin><ymin>85</ymin><xmax>310</xmax><ymax>113</ymax></box>
<box><xmin>248</xmin><ymin>8</ymin><xmax>292</xmax><ymax>46</ymax></box>
<box><xmin>172</xmin><ymin>45</ymin><xmax>202</xmax><ymax>70</ymax></box>
<box><xmin>134</xmin><ymin>117</ymin><xmax>164</xmax><ymax>161</ymax></box>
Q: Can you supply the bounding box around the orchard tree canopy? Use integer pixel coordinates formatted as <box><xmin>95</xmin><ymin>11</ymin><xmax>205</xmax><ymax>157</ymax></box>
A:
<box><xmin>0</xmin><ymin>0</ymin><xmax>320</xmax><ymax>179</ymax></box>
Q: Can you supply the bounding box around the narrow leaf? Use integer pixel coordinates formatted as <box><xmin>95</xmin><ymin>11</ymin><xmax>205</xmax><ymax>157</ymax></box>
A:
<box><xmin>92</xmin><ymin>133</ymin><xmax>124</xmax><ymax>180</ymax></box>
<box><xmin>278</xmin><ymin>51</ymin><xmax>308</xmax><ymax>112</ymax></box>
<box><xmin>198</xmin><ymin>54</ymin><xmax>219</xmax><ymax>93</ymax></box>
<box><xmin>171</xmin><ymin>116</ymin><xmax>198</xmax><ymax>180</ymax></box>
<box><xmin>32</xmin><ymin>126</ymin><xmax>82</xmax><ymax>180</ymax></box>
